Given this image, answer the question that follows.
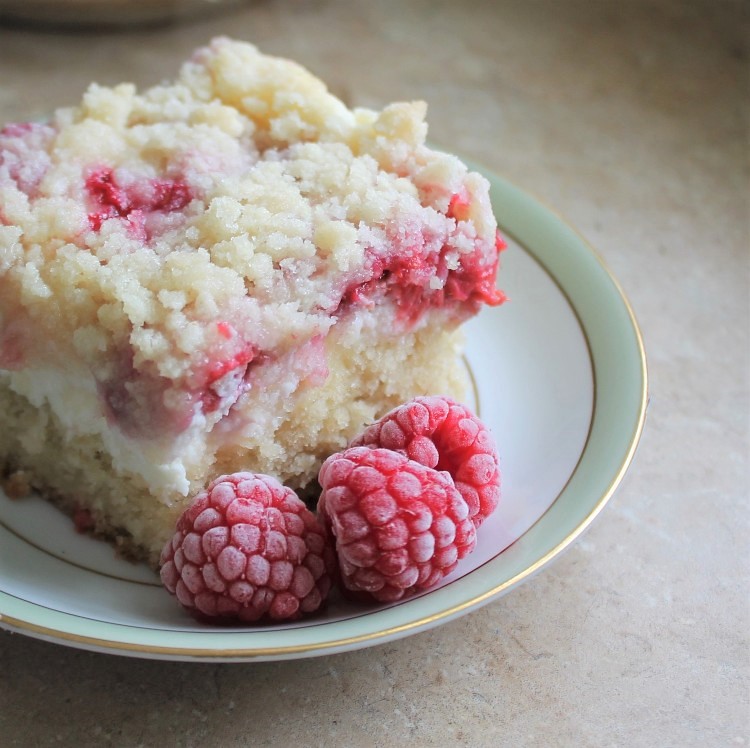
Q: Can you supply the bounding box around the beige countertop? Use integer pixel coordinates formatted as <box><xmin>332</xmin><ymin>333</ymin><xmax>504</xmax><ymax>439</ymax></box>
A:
<box><xmin>0</xmin><ymin>1</ymin><xmax>747</xmax><ymax>745</ymax></box>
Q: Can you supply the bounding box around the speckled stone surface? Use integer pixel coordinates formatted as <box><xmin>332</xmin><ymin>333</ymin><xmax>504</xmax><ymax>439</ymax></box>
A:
<box><xmin>0</xmin><ymin>1</ymin><xmax>747</xmax><ymax>746</ymax></box>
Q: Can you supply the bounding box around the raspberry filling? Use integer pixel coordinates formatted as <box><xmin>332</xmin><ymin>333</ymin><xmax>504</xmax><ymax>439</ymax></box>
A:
<box><xmin>73</xmin><ymin>506</ymin><xmax>96</xmax><ymax>534</ymax></box>
<box><xmin>0</xmin><ymin>320</ymin><xmax>28</xmax><ymax>371</ymax></box>
<box><xmin>99</xmin><ymin>341</ymin><xmax>257</xmax><ymax>439</ymax></box>
<box><xmin>98</xmin><ymin>351</ymin><xmax>183</xmax><ymax>439</ymax></box>
<box><xmin>339</xmin><ymin>233</ymin><xmax>505</xmax><ymax>325</ymax></box>
<box><xmin>0</xmin><ymin>121</ymin><xmax>55</xmax><ymax>197</ymax></box>
<box><xmin>447</xmin><ymin>192</ymin><xmax>472</xmax><ymax>222</ymax></box>
<box><xmin>85</xmin><ymin>167</ymin><xmax>193</xmax><ymax>236</ymax></box>
<box><xmin>198</xmin><ymin>345</ymin><xmax>256</xmax><ymax>414</ymax></box>
<box><xmin>339</xmin><ymin>249</ymin><xmax>503</xmax><ymax>322</ymax></box>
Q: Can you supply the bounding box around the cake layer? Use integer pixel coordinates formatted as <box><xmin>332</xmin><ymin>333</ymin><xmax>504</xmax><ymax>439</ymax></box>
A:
<box><xmin>0</xmin><ymin>319</ymin><xmax>468</xmax><ymax>567</ymax></box>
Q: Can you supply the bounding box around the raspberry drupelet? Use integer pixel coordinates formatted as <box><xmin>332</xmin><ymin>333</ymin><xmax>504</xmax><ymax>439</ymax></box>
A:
<box><xmin>351</xmin><ymin>396</ymin><xmax>501</xmax><ymax>527</ymax></box>
<box><xmin>318</xmin><ymin>446</ymin><xmax>477</xmax><ymax>602</ymax></box>
<box><xmin>160</xmin><ymin>472</ymin><xmax>336</xmax><ymax>622</ymax></box>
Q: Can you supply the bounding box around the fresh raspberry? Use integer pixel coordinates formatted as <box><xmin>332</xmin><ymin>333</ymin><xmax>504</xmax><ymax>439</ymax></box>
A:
<box><xmin>318</xmin><ymin>446</ymin><xmax>477</xmax><ymax>603</ymax></box>
<box><xmin>351</xmin><ymin>396</ymin><xmax>500</xmax><ymax>527</ymax></box>
<box><xmin>159</xmin><ymin>473</ymin><xmax>335</xmax><ymax>623</ymax></box>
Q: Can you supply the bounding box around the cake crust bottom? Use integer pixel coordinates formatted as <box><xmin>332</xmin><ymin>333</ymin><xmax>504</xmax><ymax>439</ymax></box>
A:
<box><xmin>0</xmin><ymin>465</ymin><xmax>149</xmax><ymax>566</ymax></box>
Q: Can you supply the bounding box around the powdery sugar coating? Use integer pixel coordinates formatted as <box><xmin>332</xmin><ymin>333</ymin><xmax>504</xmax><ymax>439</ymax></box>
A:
<box><xmin>159</xmin><ymin>473</ymin><xmax>335</xmax><ymax>622</ymax></box>
<box><xmin>352</xmin><ymin>396</ymin><xmax>501</xmax><ymax>526</ymax></box>
<box><xmin>318</xmin><ymin>446</ymin><xmax>477</xmax><ymax>602</ymax></box>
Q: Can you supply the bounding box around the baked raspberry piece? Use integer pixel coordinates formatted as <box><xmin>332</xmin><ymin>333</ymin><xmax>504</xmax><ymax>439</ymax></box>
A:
<box><xmin>351</xmin><ymin>396</ymin><xmax>501</xmax><ymax>527</ymax></box>
<box><xmin>318</xmin><ymin>446</ymin><xmax>477</xmax><ymax>602</ymax></box>
<box><xmin>160</xmin><ymin>473</ymin><xmax>335</xmax><ymax>622</ymax></box>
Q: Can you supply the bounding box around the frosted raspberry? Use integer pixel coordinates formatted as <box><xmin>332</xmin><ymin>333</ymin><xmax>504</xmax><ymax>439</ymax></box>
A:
<box><xmin>159</xmin><ymin>473</ymin><xmax>335</xmax><ymax>623</ymax></box>
<box><xmin>318</xmin><ymin>447</ymin><xmax>477</xmax><ymax>603</ymax></box>
<box><xmin>351</xmin><ymin>396</ymin><xmax>500</xmax><ymax>527</ymax></box>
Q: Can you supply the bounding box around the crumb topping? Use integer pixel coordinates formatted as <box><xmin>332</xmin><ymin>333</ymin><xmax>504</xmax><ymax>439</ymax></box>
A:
<box><xmin>0</xmin><ymin>38</ymin><xmax>501</xmax><ymax>440</ymax></box>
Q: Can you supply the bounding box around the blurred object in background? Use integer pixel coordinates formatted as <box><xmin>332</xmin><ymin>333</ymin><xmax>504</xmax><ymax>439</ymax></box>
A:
<box><xmin>0</xmin><ymin>0</ymin><xmax>247</xmax><ymax>28</ymax></box>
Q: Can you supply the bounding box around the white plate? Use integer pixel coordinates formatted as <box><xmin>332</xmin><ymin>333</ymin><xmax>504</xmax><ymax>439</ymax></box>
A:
<box><xmin>0</xmin><ymin>170</ymin><xmax>647</xmax><ymax>661</ymax></box>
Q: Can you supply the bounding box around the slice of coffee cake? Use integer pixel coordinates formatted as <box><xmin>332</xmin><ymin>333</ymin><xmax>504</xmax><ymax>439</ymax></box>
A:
<box><xmin>0</xmin><ymin>38</ymin><xmax>505</xmax><ymax>566</ymax></box>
